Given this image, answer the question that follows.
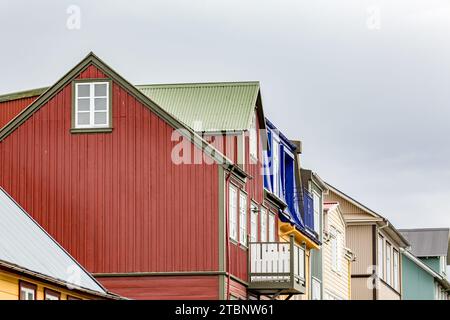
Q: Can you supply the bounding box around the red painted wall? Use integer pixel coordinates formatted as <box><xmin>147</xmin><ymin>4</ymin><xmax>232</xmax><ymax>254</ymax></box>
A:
<box><xmin>0</xmin><ymin>64</ymin><xmax>220</xmax><ymax>274</ymax></box>
<box><xmin>98</xmin><ymin>276</ymin><xmax>219</xmax><ymax>300</ymax></box>
<box><xmin>0</xmin><ymin>96</ymin><xmax>38</xmax><ymax>129</ymax></box>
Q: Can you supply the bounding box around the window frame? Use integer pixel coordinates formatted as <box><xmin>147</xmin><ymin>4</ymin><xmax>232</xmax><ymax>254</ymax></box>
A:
<box><xmin>228</xmin><ymin>184</ymin><xmax>238</xmax><ymax>242</ymax></box>
<box><xmin>378</xmin><ymin>234</ymin><xmax>384</xmax><ymax>279</ymax></box>
<box><xmin>260</xmin><ymin>206</ymin><xmax>268</xmax><ymax>242</ymax></box>
<box><xmin>239</xmin><ymin>192</ymin><xmax>248</xmax><ymax>246</ymax></box>
<box><xmin>393</xmin><ymin>249</ymin><xmax>399</xmax><ymax>291</ymax></box>
<box><xmin>250</xmin><ymin>202</ymin><xmax>258</xmax><ymax>243</ymax></box>
<box><xmin>312</xmin><ymin>190</ymin><xmax>321</xmax><ymax>235</ymax></box>
<box><xmin>330</xmin><ymin>226</ymin><xmax>341</xmax><ymax>273</ymax></box>
<box><xmin>249</xmin><ymin>110</ymin><xmax>258</xmax><ymax>160</ymax></box>
<box><xmin>268</xmin><ymin>211</ymin><xmax>276</xmax><ymax>242</ymax></box>
<box><xmin>44</xmin><ymin>288</ymin><xmax>61</xmax><ymax>300</ymax></box>
<box><xmin>19</xmin><ymin>281</ymin><xmax>37</xmax><ymax>300</ymax></box>
<box><xmin>271</xmin><ymin>136</ymin><xmax>280</xmax><ymax>196</ymax></box>
<box><xmin>71</xmin><ymin>79</ymin><xmax>113</xmax><ymax>133</ymax></box>
<box><xmin>386</xmin><ymin>242</ymin><xmax>392</xmax><ymax>286</ymax></box>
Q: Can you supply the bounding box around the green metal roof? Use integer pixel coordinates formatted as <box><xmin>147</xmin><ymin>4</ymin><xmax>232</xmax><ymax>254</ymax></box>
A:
<box><xmin>136</xmin><ymin>82</ymin><xmax>260</xmax><ymax>132</ymax></box>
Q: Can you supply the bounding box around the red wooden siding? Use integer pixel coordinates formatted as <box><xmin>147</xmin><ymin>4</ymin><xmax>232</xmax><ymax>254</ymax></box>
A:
<box><xmin>226</xmin><ymin>278</ymin><xmax>248</xmax><ymax>299</ymax></box>
<box><xmin>97</xmin><ymin>276</ymin><xmax>219</xmax><ymax>300</ymax></box>
<box><xmin>0</xmin><ymin>63</ymin><xmax>220</xmax><ymax>274</ymax></box>
<box><xmin>0</xmin><ymin>96</ymin><xmax>38</xmax><ymax>129</ymax></box>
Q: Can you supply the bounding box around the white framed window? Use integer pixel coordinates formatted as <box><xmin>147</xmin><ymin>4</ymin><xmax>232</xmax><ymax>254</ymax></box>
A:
<box><xmin>250</xmin><ymin>203</ymin><xmax>258</xmax><ymax>242</ymax></box>
<box><xmin>260</xmin><ymin>207</ymin><xmax>268</xmax><ymax>242</ymax></box>
<box><xmin>268</xmin><ymin>212</ymin><xmax>276</xmax><ymax>242</ymax></box>
<box><xmin>311</xmin><ymin>277</ymin><xmax>321</xmax><ymax>300</ymax></box>
<box><xmin>312</xmin><ymin>191</ymin><xmax>321</xmax><ymax>234</ymax></box>
<box><xmin>331</xmin><ymin>227</ymin><xmax>341</xmax><ymax>272</ymax></box>
<box><xmin>229</xmin><ymin>185</ymin><xmax>238</xmax><ymax>241</ymax></box>
<box><xmin>239</xmin><ymin>193</ymin><xmax>247</xmax><ymax>246</ymax></box>
<box><xmin>386</xmin><ymin>242</ymin><xmax>392</xmax><ymax>285</ymax></box>
<box><xmin>378</xmin><ymin>235</ymin><xmax>384</xmax><ymax>279</ymax></box>
<box><xmin>20</xmin><ymin>282</ymin><xmax>36</xmax><ymax>300</ymax></box>
<box><xmin>393</xmin><ymin>249</ymin><xmax>399</xmax><ymax>291</ymax></box>
<box><xmin>74</xmin><ymin>81</ymin><xmax>110</xmax><ymax>129</ymax></box>
<box><xmin>272</xmin><ymin>138</ymin><xmax>280</xmax><ymax>196</ymax></box>
<box><xmin>249</xmin><ymin>111</ymin><xmax>258</xmax><ymax>160</ymax></box>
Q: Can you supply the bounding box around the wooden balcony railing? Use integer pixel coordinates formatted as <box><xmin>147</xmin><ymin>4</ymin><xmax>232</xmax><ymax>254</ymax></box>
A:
<box><xmin>248</xmin><ymin>235</ymin><xmax>306</xmax><ymax>295</ymax></box>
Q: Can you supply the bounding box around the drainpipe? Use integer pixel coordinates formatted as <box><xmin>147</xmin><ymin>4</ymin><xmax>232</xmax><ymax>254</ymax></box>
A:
<box><xmin>225</xmin><ymin>165</ymin><xmax>235</xmax><ymax>300</ymax></box>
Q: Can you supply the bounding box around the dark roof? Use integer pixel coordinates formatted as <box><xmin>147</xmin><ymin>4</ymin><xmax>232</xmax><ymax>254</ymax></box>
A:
<box><xmin>399</xmin><ymin>228</ymin><xmax>450</xmax><ymax>263</ymax></box>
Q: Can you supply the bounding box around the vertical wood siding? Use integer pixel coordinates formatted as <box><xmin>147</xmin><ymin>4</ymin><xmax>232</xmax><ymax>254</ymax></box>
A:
<box><xmin>346</xmin><ymin>225</ymin><xmax>373</xmax><ymax>275</ymax></box>
<box><xmin>0</xmin><ymin>64</ymin><xmax>219</xmax><ymax>274</ymax></box>
<box><xmin>97</xmin><ymin>276</ymin><xmax>219</xmax><ymax>300</ymax></box>
<box><xmin>0</xmin><ymin>96</ymin><xmax>38</xmax><ymax>129</ymax></box>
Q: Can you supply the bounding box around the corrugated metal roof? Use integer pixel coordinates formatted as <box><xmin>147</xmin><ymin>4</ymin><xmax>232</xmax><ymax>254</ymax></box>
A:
<box><xmin>399</xmin><ymin>228</ymin><xmax>450</xmax><ymax>262</ymax></box>
<box><xmin>136</xmin><ymin>82</ymin><xmax>260</xmax><ymax>132</ymax></box>
<box><xmin>0</xmin><ymin>188</ymin><xmax>106</xmax><ymax>294</ymax></box>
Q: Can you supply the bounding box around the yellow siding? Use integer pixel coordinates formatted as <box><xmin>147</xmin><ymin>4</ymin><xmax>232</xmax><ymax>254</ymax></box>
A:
<box><xmin>323</xmin><ymin>207</ymin><xmax>350</xmax><ymax>300</ymax></box>
<box><xmin>0</xmin><ymin>269</ymin><xmax>97</xmax><ymax>300</ymax></box>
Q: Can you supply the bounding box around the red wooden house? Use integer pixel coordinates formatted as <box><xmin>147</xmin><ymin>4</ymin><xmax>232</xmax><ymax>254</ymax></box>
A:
<box><xmin>0</xmin><ymin>53</ymin><xmax>304</xmax><ymax>299</ymax></box>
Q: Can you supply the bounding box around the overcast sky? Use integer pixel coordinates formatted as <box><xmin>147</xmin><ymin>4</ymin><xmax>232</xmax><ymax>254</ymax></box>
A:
<box><xmin>1</xmin><ymin>0</ymin><xmax>450</xmax><ymax>230</ymax></box>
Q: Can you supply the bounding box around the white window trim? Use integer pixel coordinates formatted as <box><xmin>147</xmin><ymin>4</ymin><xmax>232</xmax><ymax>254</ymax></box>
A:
<box><xmin>260</xmin><ymin>206</ymin><xmax>268</xmax><ymax>242</ymax></box>
<box><xmin>239</xmin><ymin>193</ymin><xmax>248</xmax><ymax>246</ymax></box>
<box><xmin>268</xmin><ymin>211</ymin><xmax>276</xmax><ymax>242</ymax></box>
<box><xmin>312</xmin><ymin>190</ymin><xmax>321</xmax><ymax>235</ymax></box>
<box><xmin>250</xmin><ymin>203</ymin><xmax>258</xmax><ymax>243</ymax></box>
<box><xmin>229</xmin><ymin>185</ymin><xmax>238</xmax><ymax>242</ymax></box>
<box><xmin>393</xmin><ymin>249</ymin><xmax>399</xmax><ymax>291</ymax></box>
<box><xmin>378</xmin><ymin>235</ymin><xmax>384</xmax><ymax>280</ymax></box>
<box><xmin>311</xmin><ymin>277</ymin><xmax>322</xmax><ymax>300</ymax></box>
<box><xmin>249</xmin><ymin>111</ymin><xmax>258</xmax><ymax>160</ymax></box>
<box><xmin>330</xmin><ymin>227</ymin><xmax>341</xmax><ymax>273</ymax></box>
<box><xmin>74</xmin><ymin>81</ymin><xmax>110</xmax><ymax>129</ymax></box>
<box><xmin>386</xmin><ymin>242</ymin><xmax>392</xmax><ymax>286</ymax></box>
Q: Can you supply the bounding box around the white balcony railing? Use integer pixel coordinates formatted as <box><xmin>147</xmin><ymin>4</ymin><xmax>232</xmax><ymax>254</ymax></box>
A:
<box><xmin>248</xmin><ymin>236</ymin><xmax>305</xmax><ymax>293</ymax></box>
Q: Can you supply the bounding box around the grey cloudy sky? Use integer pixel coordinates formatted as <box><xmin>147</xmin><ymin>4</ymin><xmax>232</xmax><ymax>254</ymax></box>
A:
<box><xmin>1</xmin><ymin>0</ymin><xmax>450</xmax><ymax>229</ymax></box>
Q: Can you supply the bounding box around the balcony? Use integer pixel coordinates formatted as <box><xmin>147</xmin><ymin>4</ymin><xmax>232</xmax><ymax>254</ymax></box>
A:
<box><xmin>248</xmin><ymin>236</ymin><xmax>306</xmax><ymax>296</ymax></box>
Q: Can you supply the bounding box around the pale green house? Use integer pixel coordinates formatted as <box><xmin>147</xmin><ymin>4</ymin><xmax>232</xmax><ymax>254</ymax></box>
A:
<box><xmin>400</xmin><ymin>228</ymin><xmax>450</xmax><ymax>300</ymax></box>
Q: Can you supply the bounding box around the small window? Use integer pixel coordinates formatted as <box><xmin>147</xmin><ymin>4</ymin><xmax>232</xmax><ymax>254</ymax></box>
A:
<box><xmin>378</xmin><ymin>235</ymin><xmax>384</xmax><ymax>279</ymax></box>
<box><xmin>19</xmin><ymin>281</ymin><xmax>37</xmax><ymax>300</ymax></box>
<box><xmin>67</xmin><ymin>295</ymin><xmax>82</xmax><ymax>300</ymax></box>
<box><xmin>330</xmin><ymin>227</ymin><xmax>341</xmax><ymax>272</ymax></box>
<box><xmin>249</xmin><ymin>111</ymin><xmax>258</xmax><ymax>160</ymax></box>
<box><xmin>229</xmin><ymin>185</ymin><xmax>238</xmax><ymax>242</ymax></box>
<box><xmin>268</xmin><ymin>212</ymin><xmax>276</xmax><ymax>242</ymax></box>
<box><xmin>386</xmin><ymin>242</ymin><xmax>392</xmax><ymax>285</ymax></box>
<box><xmin>44</xmin><ymin>288</ymin><xmax>61</xmax><ymax>300</ymax></box>
<box><xmin>312</xmin><ymin>191</ymin><xmax>321</xmax><ymax>234</ymax></box>
<box><xmin>73</xmin><ymin>81</ymin><xmax>111</xmax><ymax>130</ymax></box>
<box><xmin>393</xmin><ymin>249</ymin><xmax>399</xmax><ymax>291</ymax></box>
<box><xmin>260</xmin><ymin>207</ymin><xmax>268</xmax><ymax>242</ymax></box>
<box><xmin>250</xmin><ymin>203</ymin><xmax>258</xmax><ymax>242</ymax></box>
<box><xmin>311</xmin><ymin>278</ymin><xmax>321</xmax><ymax>300</ymax></box>
<box><xmin>239</xmin><ymin>193</ymin><xmax>248</xmax><ymax>246</ymax></box>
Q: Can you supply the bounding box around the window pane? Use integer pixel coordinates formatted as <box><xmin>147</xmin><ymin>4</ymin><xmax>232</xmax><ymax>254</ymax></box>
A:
<box><xmin>94</xmin><ymin>98</ymin><xmax>107</xmax><ymax>111</ymax></box>
<box><xmin>77</xmin><ymin>113</ymin><xmax>90</xmax><ymax>125</ymax></box>
<box><xmin>77</xmin><ymin>84</ymin><xmax>90</xmax><ymax>97</ymax></box>
<box><xmin>94</xmin><ymin>112</ymin><xmax>108</xmax><ymax>125</ymax></box>
<box><xmin>95</xmin><ymin>83</ymin><xmax>107</xmax><ymax>96</ymax></box>
<box><xmin>77</xmin><ymin>98</ymin><xmax>90</xmax><ymax>111</ymax></box>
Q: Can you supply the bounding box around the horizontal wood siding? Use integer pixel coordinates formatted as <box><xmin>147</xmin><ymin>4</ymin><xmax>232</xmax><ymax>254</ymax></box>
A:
<box><xmin>0</xmin><ymin>63</ymin><xmax>219</xmax><ymax>275</ymax></box>
<box><xmin>0</xmin><ymin>96</ymin><xmax>38</xmax><ymax>129</ymax></box>
<box><xmin>97</xmin><ymin>276</ymin><xmax>219</xmax><ymax>300</ymax></box>
<box><xmin>323</xmin><ymin>208</ymin><xmax>349</xmax><ymax>300</ymax></box>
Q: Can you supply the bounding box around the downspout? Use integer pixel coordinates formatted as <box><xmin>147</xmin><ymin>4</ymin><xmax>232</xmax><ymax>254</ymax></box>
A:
<box><xmin>225</xmin><ymin>165</ymin><xmax>235</xmax><ymax>300</ymax></box>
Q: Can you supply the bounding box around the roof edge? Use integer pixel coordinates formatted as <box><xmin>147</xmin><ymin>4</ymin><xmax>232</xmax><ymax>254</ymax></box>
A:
<box><xmin>0</xmin><ymin>87</ymin><xmax>48</xmax><ymax>103</ymax></box>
